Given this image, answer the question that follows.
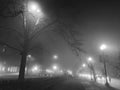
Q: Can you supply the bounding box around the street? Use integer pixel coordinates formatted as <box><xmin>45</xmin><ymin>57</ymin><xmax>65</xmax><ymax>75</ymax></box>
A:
<box><xmin>0</xmin><ymin>73</ymin><xmax>120</xmax><ymax>90</ymax></box>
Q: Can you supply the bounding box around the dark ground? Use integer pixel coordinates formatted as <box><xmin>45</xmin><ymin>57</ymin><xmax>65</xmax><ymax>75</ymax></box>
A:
<box><xmin>0</xmin><ymin>76</ymin><xmax>119</xmax><ymax>90</ymax></box>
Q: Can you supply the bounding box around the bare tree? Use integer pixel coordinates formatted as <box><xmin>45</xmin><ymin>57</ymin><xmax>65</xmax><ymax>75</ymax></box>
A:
<box><xmin>0</xmin><ymin>0</ymin><xmax>83</xmax><ymax>81</ymax></box>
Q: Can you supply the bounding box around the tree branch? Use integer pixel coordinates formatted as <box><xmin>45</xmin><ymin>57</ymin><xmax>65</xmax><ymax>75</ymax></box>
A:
<box><xmin>0</xmin><ymin>41</ymin><xmax>22</xmax><ymax>52</ymax></box>
<box><xmin>29</xmin><ymin>19</ymin><xmax>57</xmax><ymax>41</ymax></box>
<box><xmin>0</xmin><ymin>26</ymin><xmax>23</xmax><ymax>47</ymax></box>
<box><xmin>0</xmin><ymin>26</ymin><xmax>23</xmax><ymax>37</ymax></box>
<box><xmin>54</xmin><ymin>20</ymin><xmax>84</xmax><ymax>56</ymax></box>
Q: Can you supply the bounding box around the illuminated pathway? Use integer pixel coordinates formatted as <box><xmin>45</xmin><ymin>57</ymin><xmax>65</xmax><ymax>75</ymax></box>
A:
<box><xmin>101</xmin><ymin>78</ymin><xmax>120</xmax><ymax>89</ymax></box>
<box><xmin>94</xmin><ymin>77</ymin><xmax>120</xmax><ymax>89</ymax></box>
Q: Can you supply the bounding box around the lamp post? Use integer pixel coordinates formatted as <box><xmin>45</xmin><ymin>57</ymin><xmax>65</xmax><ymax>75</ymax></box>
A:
<box><xmin>100</xmin><ymin>44</ymin><xmax>109</xmax><ymax>86</ymax></box>
<box><xmin>87</xmin><ymin>57</ymin><xmax>96</xmax><ymax>81</ymax></box>
<box><xmin>18</xmin><ymin>1</ymin><xmax>43</xmax><ymax>80</ymax></box>
<box><xmin>82</xmin><ymin>63</ymin><xmax>86</xmax><ymax>68</ymax></box>
<box><xmin>52</xmin><ymin>64</ymin><xmax>59</xmax><ymax>73</ymax></box>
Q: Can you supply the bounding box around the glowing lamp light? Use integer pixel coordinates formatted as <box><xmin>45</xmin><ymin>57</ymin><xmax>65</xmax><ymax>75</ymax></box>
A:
<box><xmin>52</xmin><ymin>64</ymin><xmax>59</xmax><ymax>71</ymax></box>
<box><xmin>53</xmin><ymin>55</ymin><xmax>58</xmax><ymax>60</ymax></box>
<box><xmin>53</xmin><ymin>65</ymin><xmax>57</xmax><ymax>70</ymax></box>
<box><xmin>46</xmin><ymin>69</ymin><xmax>53</xmax><ymax>73</ymax></box>
<box><xmin>88</xmin><ymin>57</ymin><xmax>92</xmax><ymax>62</ymax></box>
<box><xmin>27</xmin><ymin>1</ymin><xmax>44</xmax><ymax>25</ymax></box>
<box><xmin>82</xmin><ymin>63</ymin><xmax>86</xmax><ymax>67</ymax></box>
<box><xmin>27</xmin><ymin>54</ymin><xmax>34</xmax><ymax>61</ymax></box>
<box><xmin>28</xmin><ymin>2</ymin><xmax>39</xmax><ymax>12</ymax></box>
<box><xmin>28</xmin><ymin>1</ymin><xmax>43</xmax><ymax>15</ymax></box>
<box><xmin>31</xmin><ymin>65</ymin><xmax>40</xmax><ymax>73</ymax></box>
<box><xmin>30</xmin><ymin>4</ymin><xmax>37</xmax><ymax>11</ymax></box>
<box><xmin>32</xmin><ymin>66</ymin><xmax>38</xmax><ymax>71</ymax></box>
<box><xmin>37</xmin><ymin>9</ymin><xmax>40</xmax><ymax>13</ymax></box>
<box><xmin>27</xmin><ymin>54</ymin><xmax>32</xmax><ymax>58</ymax></box>
<box><xmin>100</xmin><ymin>44</ymin><xmax>107</xmax><ymax>51</ymax></box>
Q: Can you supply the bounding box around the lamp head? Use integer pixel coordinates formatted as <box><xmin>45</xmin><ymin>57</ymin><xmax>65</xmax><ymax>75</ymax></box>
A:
<box><xmin>88</xmin><ymin>57</ymin><xmax>92</xmax><ymax>62</ymax></box>
<box><xmin>100</xmin><ymin>44</ymin><xmax>107</xmax><ymax>51</ymax></box>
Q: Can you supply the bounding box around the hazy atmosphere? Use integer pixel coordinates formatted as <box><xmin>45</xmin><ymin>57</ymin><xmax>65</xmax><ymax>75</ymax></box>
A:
<box><xmin>0</xmin><ymin>0</ymin><xmax>120</xmax><ymax>90</ymax></box>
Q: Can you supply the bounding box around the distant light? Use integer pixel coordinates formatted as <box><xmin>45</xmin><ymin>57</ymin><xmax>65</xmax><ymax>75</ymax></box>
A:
<box><xmin>88</xmin><ymin>57</ymin><xmax>92</xmax><ymax>62</ymax></box>
<box><xmin>31</xmin><ymin>65</ymin><xmax>41</xmax><ymax>73</ymax></box>
<box><xmin>33</xmin><ymin>66</ymin><xmax>38</xmax><ymax>71</ymax></box>
<box><xmin>0</xmin><ymin>64</ymin><xmax>5</xmax><ymax>72</ymax></box>
<box><xmin>27</xmin><ymin>54</ymin><xmax>32</xmax><ymax>58</ymax></box>
<box><xmin>2</xmin><ymin>48</ymin><xmax>6</xmax><ymax>52</ymax></box>
<box><xmin>7</xmin><ymin>67</ymin><xmax>18</xmax><ymax>73</ymax></box>
<box><xmin>37</xmin><ymin>9</ymin><xmax>40</xmax><ymax>13</ymax></box>
<box><xmin>67</xmin><ymin>70</ymin><xmax>73</xmax><ymax>75</ymax></box>
<box><xmin>27</xmin><ymin>54</ymin><xmax>34</xmax><ymax>61</ymax></box>
<box><xmin>78</xmin><ymin>73</ymin><xmax>92</xmax><ymax>79</ymax></box>
<box><xmin>2</xmin><ymin>67</ymin><xmax>5</xmax><ymax>71</ymax></box>
<box><xmin>100</xmin><ymin>44</ymin><xmax>107</xmax><ymax>51</ymax></box>
<box><xmin>53</xmin><ymin>55</ymin><xmax>58</xmax><ymax>60</ymax></box>
<box><xmin>59</xmin><ymin>70</ymin><xmax>63</xmax><ymax>73</ymax></box>
<box><xmin>53</xmin><ymin>65</ymin><xmax>57</xmax><ymax>70</ymax></box>
<box><xmin>82</xmin><ymin>63</ymin><xmax>86</xmax><ymax>67</ymax></box>
<box><xmin>0</xmin><ymin>67</ymin><xmax>5</xmax><ymax>71</ymax></box>
<box><xmin>46</xmin><ymin>69</ymin><xmax>53</xmax><ymax>73</ymax></box>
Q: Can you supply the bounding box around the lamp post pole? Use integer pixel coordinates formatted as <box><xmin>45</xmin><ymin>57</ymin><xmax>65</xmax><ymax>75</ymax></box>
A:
<box><xmin>100</xmin><ymin>44</ymin><xmax>109</xmax><ymax>86</ymax></box>
<box><xmin>102</xmin><ymin>52</ymin><xmax>109</xmax><ymax>86</ymax></box>
<box><xmin>88</xmin><ymin>62</ymin><xmax>96</xmax><ymax>81</ymax></box>
<box><xmin>87</xmin><ymin>57</ymin><xmax>96</xmax><ymax>81</ymax></box>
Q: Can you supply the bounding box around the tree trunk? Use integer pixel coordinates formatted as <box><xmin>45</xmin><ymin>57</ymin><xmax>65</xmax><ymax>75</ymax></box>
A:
<box><xmin>92</xmin><ymin>68</ymin><xmax>96</xmax><ymax>82</ymax></box>
<box><xmin>18</xmin><ymin>12</ymin><xmax>29</xmax><ymax>81</ymax></box>
<box><xmin>18</xmin><ymin>51</ymin><xmax>27</xmax><ymax>81</ymax></box>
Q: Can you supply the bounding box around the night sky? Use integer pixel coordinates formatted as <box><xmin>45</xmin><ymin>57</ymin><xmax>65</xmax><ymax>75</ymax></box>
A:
<box><xmin>0</xmin><ymin>0</ymin><xmax>120</xmax><ymax>72</ymax></box>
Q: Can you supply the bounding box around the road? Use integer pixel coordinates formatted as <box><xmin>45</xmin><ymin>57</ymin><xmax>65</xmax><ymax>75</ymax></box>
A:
<box><xmin>48</xmin><ymin>76</ymin><xmax>116</xmax><ymax>90</ymax></box>
<box><xmin>51</xmin><ymin>77</ymin><xmax>86</xmax><ymax>90</ymax></box>
<box><xmin>0</xmin><ymin>73</ymin><xmax>120</xmax><ymax>90</ymax></box>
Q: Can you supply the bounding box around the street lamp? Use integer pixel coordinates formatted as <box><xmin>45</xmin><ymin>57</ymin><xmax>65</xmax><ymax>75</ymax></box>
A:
<box><xmin>53</xmin><ymin>54</ymin><xmax>58</xmax><ymax>60</ymax></box>
<box><xmin>28</xmin><ymin>1</ymin><xmax>44</xmax><ymax>25</ymax></box>
<box><xmin>52</xmin><ymin>64</ymin><xmax>58</xmax><ymax>71</ymax></box>
<box><xmin>88</xmin><ymin>57</ymin><xmax>93</xmax><ymax>62</ymax></box>
<box><xmin>100</xmin><ymin>44</ymin><xmax>109</xmax><ymax>86</ymax></box>
<box><xmin>28</xmin><ymin>2</ymin><xmax>40</xmax><ymax>12</ymax></box>
<box><xmin>82</xmin><ymin>63</ymin><xmax>86</xmax><ymax>67</ymax></box>
<box><xmin>31</xmin><ymin>65</ymin><xmax>41</xmax><ymax>74</ymax></box>
<box><xmin>27</xmin><ymin>54</ymin><xmax>32</xmax><ymax>58</ymax></box>
<box><xmin>100</xmin><ymin>44</ymin><xmax>107</xmax><ymax>51</ymax></box>
<box><xmin>87</xmin><ymin>57</ymin><xmax>96</xmax><ymax>81</ymax></box>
